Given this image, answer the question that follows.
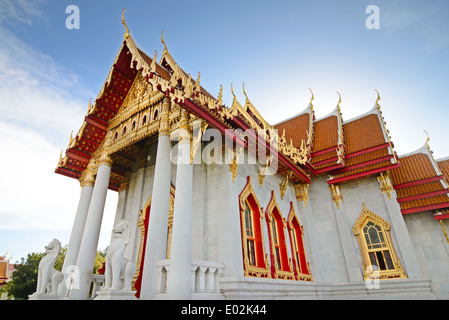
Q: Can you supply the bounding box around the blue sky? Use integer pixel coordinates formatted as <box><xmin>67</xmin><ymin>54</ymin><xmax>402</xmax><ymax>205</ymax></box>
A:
<box><xmin>1</xmin><ymin>0</ymin><xmax>448</xmax><ymax>263</ymax></box>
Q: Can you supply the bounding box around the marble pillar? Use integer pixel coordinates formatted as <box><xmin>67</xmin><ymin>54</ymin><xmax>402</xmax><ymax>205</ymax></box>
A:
<box><xmin>68</xmin><ymin>153</ymin><xmax>112</xmax><ymax>300</ymax></box>
<box><xmin>167</xmin><ymin>110</ymin><xmax>193</xmax><ymax>299</ymax></box>
<box><xmin>58</xmin><ymin>172</ymin><xmax>95</xmax><ymax>297</ymax></box>
<box><xmin>140</xmin><ymin>98</ymin><xmax>172</xmax><ymax>299</ymax></box>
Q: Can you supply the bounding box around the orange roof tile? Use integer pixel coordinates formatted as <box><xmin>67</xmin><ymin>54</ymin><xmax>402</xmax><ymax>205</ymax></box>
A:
<box><xmin>437</xmin><ymin>159</ymin><xmax>449</xmax><ymax>182</ymax></box>
<box><xmin>312</xmin><ymin>116</ymin><xmax>338</xmax><ymax>152</ymax></box>
<box><xmin>390</xmin><ymin>153</ymin><xmax>439</xmax><ymax>186</ymax></box>
<box><xmin>399</xmin><ymin>194</ymin><xmax>449</xmax><ymax>210</ymax></box>
<box><xmin>396</xmin><ymin>181</ymin><xmax>445</xmax><ymax>199</ymax></box>
<box><xmin>274</xmin><ymin>113</ymin><xmax>310</xmax><ymax>148</ymax></box>
<box><xmin>343</xmin><ymin>114</ymin><xmax>385</xmax><ymax>154</ymax></box>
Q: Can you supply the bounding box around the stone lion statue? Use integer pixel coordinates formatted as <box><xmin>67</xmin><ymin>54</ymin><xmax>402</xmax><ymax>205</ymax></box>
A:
<box><xmin>34</xmin><ymin>238</ymin><xmax>64</xmax><ymax>295</ymax></box>
<box><xmin>103</xmin><ymin>220</ymin><xmax>136</xmax><ymax>291</ymax></box>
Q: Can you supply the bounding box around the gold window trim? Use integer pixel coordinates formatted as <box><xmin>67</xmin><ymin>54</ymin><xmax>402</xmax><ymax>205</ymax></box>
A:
<box><xmin>238</xmin><ymin>176</ymin><xmax>270</xmax><ymax>278</ymax></box>
<box><xmin>265</xmin><ymin>191</ymin><xmax>295</xmax><ymax>280</ymax></box>
<box><xmin>286</xmin><ymin>203</ymin><xmax>312</xmax><ymax>281</ymax></box>
<box><xmin>352</xmin><ymin>204</ymin><xmax>407</xmax><ymax>280</ymax></box>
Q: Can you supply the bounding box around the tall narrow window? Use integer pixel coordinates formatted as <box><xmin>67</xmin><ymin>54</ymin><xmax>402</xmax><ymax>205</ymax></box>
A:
<box><xmin>287</xmin><ymin>203</ymin><xmax>312</xmax><ymax>281</ymax></box>
<box><xmin>238</xmin><ymin>177</ymin><xmax>270</xmax><ymax>278</ymax></box>
<box><xmin>353</xmin><ymin>204</ymin><xmax>406</xmax><ymax>280</ymax></box>
<box><xmin>244</xmin><ymin>201</ymin><xmax>256</xmax><ymax>266</ymax></box>
<box><xmin>265</xmin><ymin>191</ymin><xmax>294</xmax><ymax>280</ymax></box>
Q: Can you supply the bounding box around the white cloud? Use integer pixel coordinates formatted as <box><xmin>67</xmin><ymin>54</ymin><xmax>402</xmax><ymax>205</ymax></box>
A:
<box><xmin>0</xmin><ymin>6</ymin><xmax>116</xmax><ymax>257</ymax></box>
<box><xmin>0</xmin><ymin>0</ymin><xmax>45</xmax><ymax>26</ymax></box>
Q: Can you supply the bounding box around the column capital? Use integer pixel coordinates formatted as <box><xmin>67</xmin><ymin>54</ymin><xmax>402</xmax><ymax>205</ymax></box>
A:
<box><xmin>159</xmin><ymin>97</ymin><xmax>171</xmax><ymax>137</ymax></box>
<box><xmin>98</xmin><ymin>152</ymin><xmax>113</xmax><ymax>167</ymax></box>
<box><xmin>178</xmin><ymin>109</ymin><xmax>191</xmax><ymax>144</ymax></box>
<box><xmin>79</xmin><ymin>170</ymin><xmax>95</xmax><ymax>188</ymax></box>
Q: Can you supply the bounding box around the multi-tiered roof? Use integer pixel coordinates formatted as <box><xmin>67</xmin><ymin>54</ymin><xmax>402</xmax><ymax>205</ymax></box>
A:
<box><xmin>55</xmin><ymin>10</ymin><xmax>449</xmax><ymax>220</ymax></box>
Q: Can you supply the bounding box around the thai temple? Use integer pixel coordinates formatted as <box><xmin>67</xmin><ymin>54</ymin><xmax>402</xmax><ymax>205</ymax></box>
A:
<box><xmin>32</xmin><ymin>10</ymin><xmax>449</xmax><ymax>300</ymax></box>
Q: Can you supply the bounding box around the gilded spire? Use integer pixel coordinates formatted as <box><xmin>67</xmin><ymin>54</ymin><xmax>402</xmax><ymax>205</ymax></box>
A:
<box><xmin>308</xmin><ymin>88</ymin><xmax>314</xmax><ymax>107</ymax></box>
<box><xmin>336</xmin><ymin>91</ymin><xmax>342</xmax><ymax>111</ymax></box>
<box><xmin>374</xmin><ymin>89</ymin><xmax>381</xmax><ymax>106</ymax></box>
<box><xmin>150</xmin><ymin>50</ymin><xmax>157</xmax><ymax>73</ymax></box>
<box><xmin>424</xmin><ymin>130</ymin><xmax>430</xmax><ymax>149</ymax></box>
<box><xmin>217</xmin><ymin>85</ymin><xmax>223</xmax><ymax>105</ymax></box>
<box><xmin>121</xmin><ymin>8</ymin><xmax>130</xmax><ymax>39</ymax></box>
<box><xmin>161</xmin><ymin>29</ymin><xmax>168</xmax><ymax>54</ymax></box>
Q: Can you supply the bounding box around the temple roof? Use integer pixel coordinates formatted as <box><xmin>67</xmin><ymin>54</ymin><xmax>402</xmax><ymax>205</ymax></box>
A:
<box><xmin>54</xmin><ymin>9</ymin><xmax>449</xmax><ymax>220</ymax></box>
<box><xmin>390</xmin><ymin>143</ymin><xmax>449</xmax><ymax>218</ymax></box>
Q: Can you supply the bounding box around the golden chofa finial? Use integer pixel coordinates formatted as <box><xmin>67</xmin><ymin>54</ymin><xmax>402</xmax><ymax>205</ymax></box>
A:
<box><xmin>308</xmin><ymin>88</ymin><xmax>314</xmax><ymax>110</ymax></box>
<box><xmin>217</xmin><ymin>85</ymin><xmax>223</xmax><ymax>105</ymax></box>
<box><xmin>121</xmin><ymin>8</ymin><xmax>130</xmax><ymax>39</ymax></box>
<box><xmin>424</xmin><ymin>130</ymin><xmax>430</xmax><ymax>148</ymax></box>
<box><xmin>336</xmin><ymin>91</ymin><xmax>342</xmax><ymax>111</ymax></box>
<box><xmin>308</xmin><ymin>88</ymin><xmax>314</xmax><ymax>104</ymax></box>
<box><xmin>161</xmin><ymin>29</ymin><xmax>168</xmax><ymax>53</ymax></box>
<box><xmin>374</xmin><ymin>89</ymin><xmax>381</xmax><ymax>108</ymax></box>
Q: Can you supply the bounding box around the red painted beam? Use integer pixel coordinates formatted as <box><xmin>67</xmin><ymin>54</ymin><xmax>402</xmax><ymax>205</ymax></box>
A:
<box><xmin>67</xmin><ymin>146</ymin><xmax>92</xmax><ymax>160</ymax></box>
<box><xmin>96</xmin><ymin>98</ymin><xmax>119</xmax><ymax>113</ymax></box>
<box><xmin>327</xmin><ymin>162</ymin><xmax>401</xmax><ymax>185</ymax></box>
<box><xmin>85</xmin><ymin>115</ymin><xmax>108</xmax><ymax>131</ymax></box>
<box><xmin>312</xmin><ymin>156</ymin><xmax>338</xmax><ymax>167</ymax></box>
<box><xmin>393</xmin><ymin>175</ymin><xmax>444</xmax><ymax>190</ymax></box>
<box><xmin>65</xmin><ymin>149</ymin><xmax>91</xmax><ymax>164</ymax></box>
<box><xmin>55</xmin><ymin>167</ymin><xmax>80</xmax><ymax>179</ymax></box>
<box><xmin>313</xmin><ymin>162</ymin><xmax>344</xmax><ymax>175</ymax></box>
<box><xmin>331</xmin><ymin>154</ymin><xmax>394</xmax><ymax>175</ymax></box>
<box><xmin>397</xmin><ymin>189</ymin><xmax>449</xmax><ymax>203</ymax></box>
<box><xmin>344</xmin><ymin>143</ymin><xmax>390</xmax><ymax>159</ymax></box>
<box><xmin>402</xmin><ymin>202</ymin><xmax>449</xmax><ymax>215</ymax></box>
<box><xmin>311</xmin><ymin>146</ymin><xmax>338</xmax><ymax>157</ymax></box>
<box><xmin>113</xmin><ymin>63</ymin><xmax>136</xmax><ymax>79</ymax></box>
<box><xmin>181</xmin><ymin>98</ymin><xmax>247</xmax><ymax>149</ymax></box>
<box><xmin>434</xmin><ymin>213</ymin><xmax>449</xmax><ymax>220</ymax></box>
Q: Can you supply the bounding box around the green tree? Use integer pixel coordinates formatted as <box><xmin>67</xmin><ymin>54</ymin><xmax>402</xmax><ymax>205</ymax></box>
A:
<box><xmin>6</xmin><ymin>252</ymin><xmax>43</xmax><ymax>300</ymax></box>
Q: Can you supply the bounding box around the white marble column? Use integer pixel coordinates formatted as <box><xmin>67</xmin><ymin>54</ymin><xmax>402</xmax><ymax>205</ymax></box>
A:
<box><xmin>167</xmin><ymin>110</ymin><xmax>193</xmax><ymax>299</ymax></box>
<box><xmin>68</xmin><ymin>153</ymin><xmax>112</xmax><ymax>300</ymax></box>
<box><xmin>140</xmin><ymin>98</ymin><xmax>172</xmax><ymax>300</ymax></box>
<box><xmin>58</xmin><ymin>172</ymin><xmax>95</xmax><ymax>297</ymax></box>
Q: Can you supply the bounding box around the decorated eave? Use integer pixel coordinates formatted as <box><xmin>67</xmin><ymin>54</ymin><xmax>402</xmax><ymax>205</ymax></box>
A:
<box><xmin>55</xmin><ymin>9</ymin><xmax>312</xmax><ymax>189</ymax></box>
<box><xmin>389</xmin><ymin>138</ymin><xmax>449</xmax><ymax>219</ymax></box>
<box><xmin>55</xmin><ymin>40</ymin><xmax>140</xmax><ymax>190</ymax></box>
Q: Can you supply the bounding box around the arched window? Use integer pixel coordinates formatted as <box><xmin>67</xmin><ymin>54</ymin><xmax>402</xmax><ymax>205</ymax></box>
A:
<box><xmin>265</xmin><ymin>191</ymin><xmax>294</xmax><ymax>280</ymax></box>
<box><xmin>352</xmin><ymin>204</ymin><xmax>407</xmax><ymax>280</ymax></box>
<box><xmin>238</xmin><ymin>176</ymin><xmax>270</xmax><ymax>278</ymax></box>
<box><xmin>287</xmin><ymin>202</ymin><xmax>312</xmax><ymax>281</ymax></box>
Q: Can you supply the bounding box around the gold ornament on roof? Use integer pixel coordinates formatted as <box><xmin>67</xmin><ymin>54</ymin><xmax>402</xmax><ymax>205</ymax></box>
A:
<box><xmin>308</xmin><ymin>88</ymin><xmax>314</xmax><ymax>108</ymax></box>
<box><xmin>374</xmin><ymin>89</ymin><xmax>381</xmax><ymax>107</ymax></box>
<box><xmin>336</xmin><ymin>91</ymin><xmax>342</xmax><ymax>112</ymax></box>
<box><xmin>121</xmin><ymin>8</ymin><xmax>130</xmax><ymax>39</ymax></box>
<box><xmin>216</xmin><ymin>85</ymin><xmax>223</xmax><ymax>106</ymax></box>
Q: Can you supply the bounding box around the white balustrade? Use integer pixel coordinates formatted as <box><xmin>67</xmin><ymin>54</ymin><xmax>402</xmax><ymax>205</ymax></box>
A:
<box><xmin>155</xmin><ymin>259</ymin><xmax>224</xmax><ymax>299</ymax></box>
